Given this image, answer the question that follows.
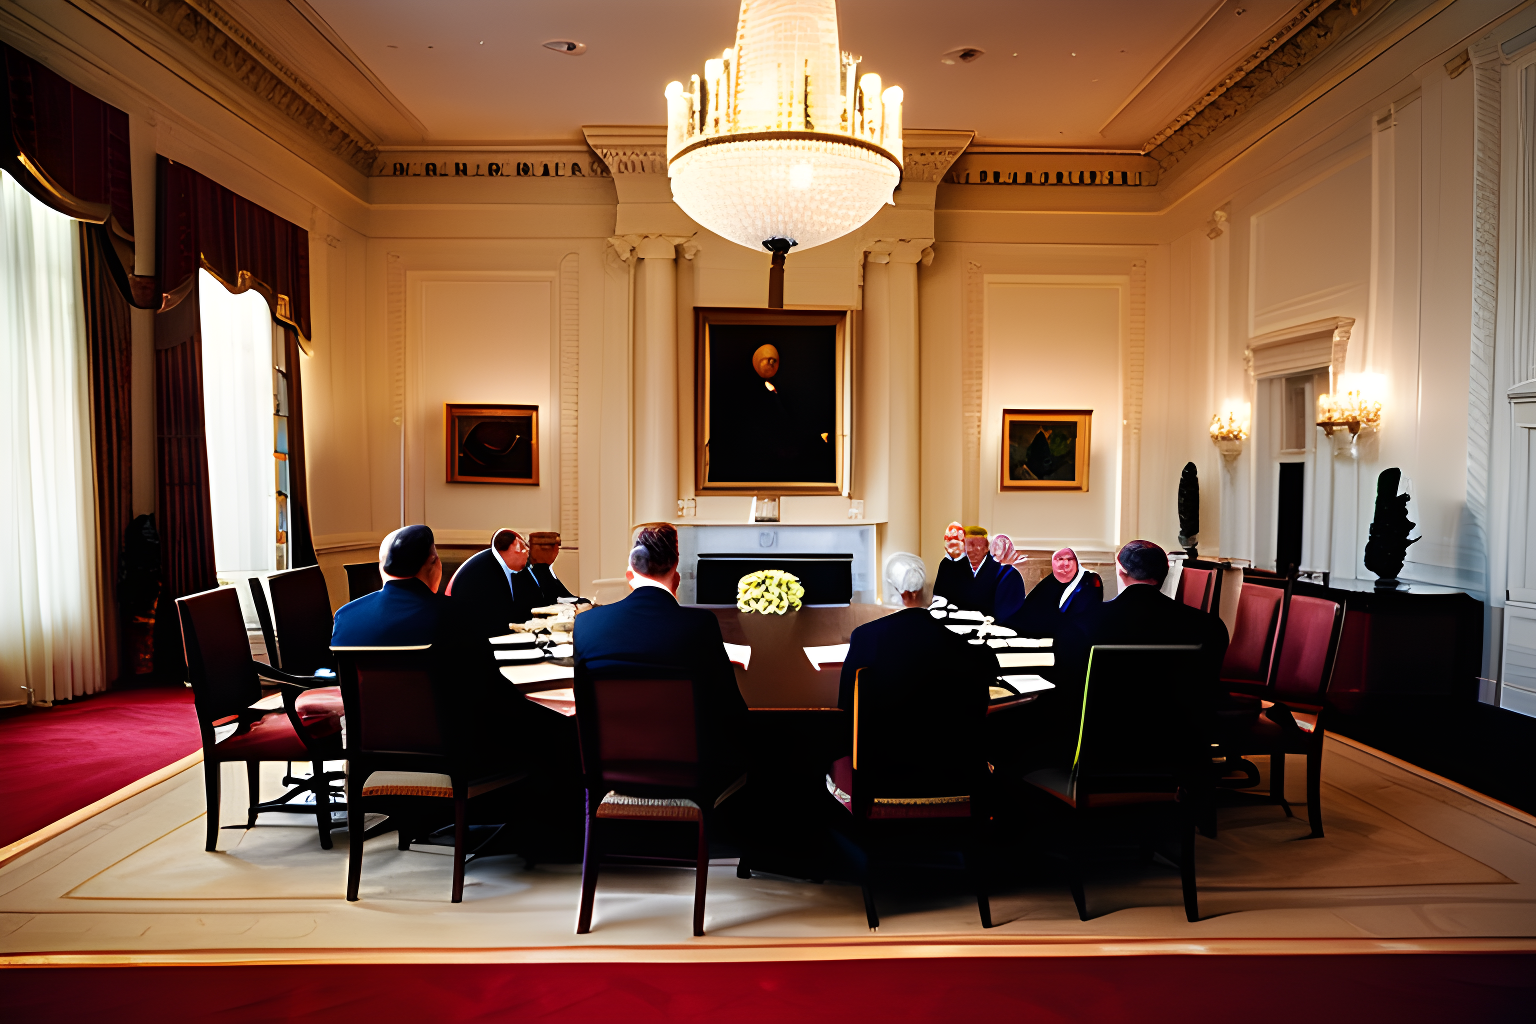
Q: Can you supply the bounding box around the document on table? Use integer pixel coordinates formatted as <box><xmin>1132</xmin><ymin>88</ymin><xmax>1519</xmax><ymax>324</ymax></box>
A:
<box><xmin>987</xmin><ymin>637</ymin><xmax>1053</xmax><ymax>649</ymax></box>
<box><xmin>998</xmin><ymin>674</ymin><xmax>1055</xmax><ymax>694</ymax></box>
<box><xmin>723</xmin><ymin>643</ymin><xmax>752</xmax><ymax>670</ymax></box>
<box><xmin>499</xmin><ymin>663</ymin><xmax>575</xmax><ymax>688</ymax></box>
<box><xmin>946</xmin><ymin>624</ymin><xmax>978</xmax><ymax>635</ymax></box>
<box><xmin>804</xmin><ymin>644</ymin><xmax>850</xmax><ymax>670</ymax></box>
<box><xmin>996</xmin><ymin>651</ymin><xmax>1055</xmax><ymax>668</ymax></box>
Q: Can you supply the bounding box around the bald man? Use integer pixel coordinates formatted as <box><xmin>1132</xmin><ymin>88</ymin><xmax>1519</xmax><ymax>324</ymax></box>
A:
<box><xmin>331</xmin><ymin>525</ymin><xmax>445</xmax><ymax>647</ymax></box>
<box><xmin>445</xmin><ymin>528</ymin><xmax>542</xmax><ymax>638</ymax></box>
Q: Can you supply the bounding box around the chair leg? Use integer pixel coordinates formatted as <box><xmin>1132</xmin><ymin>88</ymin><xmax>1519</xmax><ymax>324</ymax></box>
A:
<box><xmin>345</xmin><ymin>768</ymin><xmax>364</xmax><ymax>902</ymax></box>
<box><xmin>245</xmin><ymin>761</ymin><xmax>261</xmax><ymax>828</ymax></box>
<box><xmin>204</xmin><ymin>757</ymin><xmax>222</xmax><ymax>852</ymax></box>
<box><xmin>1066</xmin><ymin>816</ymin><xmax>1088</xmax><ymax>921</ymax></box>
<box><xmin>1270</xmin><ymin>753</ymin><xmax>1292</xmax><ymax>817</ymax></box>
<box><xmin>1180</xmin><ymin>816</ymin><xmax>1199</xmax><ymax>923</ymax></box>
<box><xmin>693</xmin><ymin>819</ymin><xmax>710</xmax><ymax>937</ymax></box>
<box><xmin>965</xmin><ymin>845</ymin><xmax>993</xmax><ymax>929</ymax></box>
<box><xmin>576</xmin><ymin>802</ymin><xmax>600</xmax><ymax>934</ymax></box>
<box><xmin>312</xmin><ymin>760</ymin><xmax>333</xmax><ymax>850</ymax></box>
<box><xmin>861</xmin><ymin>845</ymin><xmax>879</xmax><ymax>931</ymax></box>
<box><xmin>451</xmin><ymin>795</ymin><xmax>467</xmax><ymax>904</ymax></box>
<box><xmin>1306</xmin><ymin>736</ymin><xmax>1325</xmax><ymax>838</ymax></box>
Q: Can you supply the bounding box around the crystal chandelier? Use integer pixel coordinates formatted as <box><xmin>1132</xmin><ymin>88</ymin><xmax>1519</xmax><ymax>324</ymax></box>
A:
<box><xmin>665</xmin><ymin>0</ymin><xmax>904</xmax><ymax>302</ymax></box>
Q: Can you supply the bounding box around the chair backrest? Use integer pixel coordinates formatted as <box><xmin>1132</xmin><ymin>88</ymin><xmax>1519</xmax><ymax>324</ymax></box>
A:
<box><xmin>177</xmin><ymin>586</ymin><xmax>262</xmax><ymax>725</ymax></box>
<box><xmin>1221</xmin><ymin>585</ymin><xmax>1284</xmax><ymax>683</ymax></box>
<box><xmin>333</xmin><ymin>646</ymin><xmax>444</xmax><ymax>756</ymax></box>
<box><xmin>1271</xmin><ymin>595</ymin><xmax>1343</xmax><ymax>703</ymax></box>
<box><xmin>574</xmin><ymin>669</ymin><xmax>701</xmax><ymax>790</ymax></box>
<box><xmin>266</xmin><ymin>566</ymin><xmax>335</xmax><ymax>674</ymax></box>
<box><xmin>1176</xmin><ymin>567</ymin><xmax>1215</xmax><ymax>612</ymax></box>
<box><xmin>247</xmin><ymin>577</ymin><xmax>278</xmax><ymax>668</ymax></box>
<box><xmin>1075</xmin><ymin>645</ymin><xmax>1207</xmax><ymax>793</ymax></box>
<box><xmin>344</xmin><ymin>562</ymin><xmax>383</xmax><ymax>603</ymax></box>
<box><xmin>852</xmin><ymin>665</ymin><xmax>983</xmax><ymax>799</ymax></box>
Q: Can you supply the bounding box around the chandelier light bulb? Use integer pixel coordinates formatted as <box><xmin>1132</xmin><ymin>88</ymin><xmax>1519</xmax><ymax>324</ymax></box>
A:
<box><xmin>663</xmin><ymin>0</ymin><xmax>904</xmax><ymax>253</ymax></box>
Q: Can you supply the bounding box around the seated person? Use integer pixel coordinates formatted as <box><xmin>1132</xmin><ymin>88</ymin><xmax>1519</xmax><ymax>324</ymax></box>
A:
<box><xmin>932</xmin><ymin>525</ymin><xmax>1024</xmax><ymax>621</ymax></box>
<box><xmin>932</xmin><ymin>521</ymin><xmax>967</xmax><ymax>602</ymax></box>
<box><xmin>526</xmin><ymin>531</ymin><xmax>576</xmax><ymax>604</ymax></box>
<box><xmin>444</xmin><ymin>528</ymin><xmax>541</xmax><ymax>637</ymax></box>
<box><xmin>332</xmin><ymin>525</ymin><xmax>444</xmax><ymax>646</ymax></box>
<box><xmin>839</xmin><ymin>551</ymin><xmax>1001</xmax><ymax>714</ymax></box>
<box><xmin>573</xmin><ymin>523</ymin><xmax>750</xmax><ymax>771</ymax></box>
<box><xmin>1005</xmin><ymin>546</ymin><xmax>1103</xmax><ymax>636</ymax></box>
<box><xmin>831</xmin><ymin>552</ymin><xmax>1000</xmax><ymax>801</ymax></box>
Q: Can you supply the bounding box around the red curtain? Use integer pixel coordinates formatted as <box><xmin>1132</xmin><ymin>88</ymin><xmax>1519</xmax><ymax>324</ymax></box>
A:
<box><xmin>156</xmin><ymin>156</ymin><xmax>311</xmax><ymax>340</ymax></box>
<box><xmin>2</xmin><ymin>41</ymin><xmax>153</xmax><ymax>307</ymax></box>
<box><xmin>81</xmin><ymin>225</ymin><xmax>135</xmax><ymax>684</ymax></box>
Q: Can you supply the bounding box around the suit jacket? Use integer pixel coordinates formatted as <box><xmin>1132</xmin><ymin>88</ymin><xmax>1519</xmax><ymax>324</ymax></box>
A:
<box><xmin>836</xmin><ymin>606</ymin><xmax>1000</xmax><ymax>794</ymax></box>
<box><xmin>445</xmin><ymin>548</ymin><xmax>540</xmax><ymax>638</ymax></box>
<box><xmin>331</xmin><ymin>577</ymin><xmax>534</xmax><ymax>756</ymax></box>
<box><xmin>1004</xmin><ymin>570</ymin><xmax>1104</xmax><ymax>637</ymax></box>
<box><xmin>932</xmin><ymin>554</ymin><xmax>1022</xmax><ymax>620</ymax></box>
<box><xmin>573</xmin><ymin>586</ymin><xmax>751</xmax><ymax>768</ymax></box>
<box><xmin>528</xmin><ymin>562</ymin><xmax>575</xmax><ymax>604</ymax></box>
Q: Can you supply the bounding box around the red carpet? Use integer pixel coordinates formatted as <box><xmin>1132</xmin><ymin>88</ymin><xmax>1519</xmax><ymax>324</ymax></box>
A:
<box><xmin>0</xmin><ymin>687</ymin><xmax>199</xmax><ymax>847</ymax></box>
<box><xmin>2</xmin><ymin>955</ymin><xmax>1531</xmax><ymax>1023</ymax></box>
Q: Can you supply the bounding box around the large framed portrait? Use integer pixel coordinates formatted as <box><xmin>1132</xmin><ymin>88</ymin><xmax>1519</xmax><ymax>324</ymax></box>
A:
<box><xmin>695</xmin><ymin>307</ymin><xmax>846</xmax><ymax>495</ymax></box>
<box><xmin>445</xmin><ymin>404</ymin><xmax>539</xmax><ymax>484</ymax></box>
<box><xmin>1000</xmin><ymin>409</ymin><xmax>1091</xmax><ymax>491</ymax></box>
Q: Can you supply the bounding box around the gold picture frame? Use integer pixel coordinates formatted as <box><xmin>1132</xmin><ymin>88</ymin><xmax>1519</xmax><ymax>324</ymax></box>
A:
<box><xmin>445</xmin><ymin>404</ymin><xmax>539</xmax><ymax>485</ymax></box>
<box><xmin>695</xmin><ymin>307</ymin><xmax>846</xmax><ymax>495</ymax></box>
<box><xmin>1000</xmin><ymin>409</ymin><xmax>1091</xmax><ymax>491</ymax></box>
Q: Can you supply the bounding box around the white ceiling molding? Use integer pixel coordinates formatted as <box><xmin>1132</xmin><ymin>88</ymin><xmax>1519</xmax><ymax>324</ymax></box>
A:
<box><xmin>1245</xmin><ymin>315</ymin><xmax>1354</xmax><ymax>381</ymax></box>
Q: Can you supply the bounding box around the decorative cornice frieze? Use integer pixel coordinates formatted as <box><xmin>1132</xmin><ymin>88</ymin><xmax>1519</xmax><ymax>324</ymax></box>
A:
<box><xmin>583</xmin><ymin>126</ymin><xmax>669</xmax><ymax>176</ymax></box>
<box><xmin>122</xmin><ymin>0</ymin><xmax>379</xmax><ymax>175</ymax></box>
<box><xmin>1145</xmin><ymin>0</ymin><xmax>1386</xmax><ymax>173</ymax></box>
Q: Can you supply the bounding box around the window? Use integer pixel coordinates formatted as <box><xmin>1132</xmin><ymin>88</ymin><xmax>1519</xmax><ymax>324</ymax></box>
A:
<box><xmin>0</xmin><ymin>171</ymin><xmax>103</xmax><ymax>704</ymax></box>
<box><xmin>198</xmin><ymin>269</ymin><xmax>285</xmax><ymax>575</ymax></box>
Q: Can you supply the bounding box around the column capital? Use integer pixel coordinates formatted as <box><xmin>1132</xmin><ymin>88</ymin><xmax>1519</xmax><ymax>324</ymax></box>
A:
<box><xmin>607</xmin><ymin>233</ymin><xmax>697</xmax><ymax>263</ymax></box>
<box><xmin>860</xmin><ymin>237</ymin><xmax>936</xmax><ymax>267</ymax></box>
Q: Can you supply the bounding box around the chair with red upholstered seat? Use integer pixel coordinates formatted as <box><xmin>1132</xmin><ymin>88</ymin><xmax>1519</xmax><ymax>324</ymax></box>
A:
<box><xmin>573</xmin><ymin>667</ymin><xmax>749</xmax><ymax>936</ymax></box>
<box><xmin>1220</xmin><ymin>583</ymin><xmax>1285</xmax><ymax>691</ymax></box>
<box><xmin>825</xmin><ymin>666</ymin><xmax>993</xmax><ymax>931</ymax></box>
<box><xmin>1176</xmin><ymin>566</ymin><xmax>1219</xmax><ymax>613</ymax></box>
<box><xmin>177</xmin><ymin>586</ymin><xmax>346</xmax><ymax>852</ymax></box>
<box><xmin>1226</xmin><ymin>594</ymin><xmax>1344</xmax><ymax>837</ymax></box>
<box><xmin>335</xmin><ymin>645</ymin><xmax>528</xmax><ymax>903</ymax></box>
<box><xmin>1024</xmin><ymin>645</ymin><xmax>1211</xmax><ymax>922</ymax></box>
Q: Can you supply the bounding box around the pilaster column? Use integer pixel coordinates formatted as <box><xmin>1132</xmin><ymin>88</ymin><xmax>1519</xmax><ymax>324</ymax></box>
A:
<box><xmin>861</xmin><ymin>237</ymin><xmax>933</xmax><ymax>559</ymax></box>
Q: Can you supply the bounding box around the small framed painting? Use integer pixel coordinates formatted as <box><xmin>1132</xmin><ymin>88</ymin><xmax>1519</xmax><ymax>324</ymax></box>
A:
<box><xmin>1001</xmin><ymin>410</ymin><xmax>1091</xmax><ymax>491</ymax></box>
<box><xmin>446</xmin><ymin>404</ymin><xmax>539</xmax><ymax>485</ymax></box>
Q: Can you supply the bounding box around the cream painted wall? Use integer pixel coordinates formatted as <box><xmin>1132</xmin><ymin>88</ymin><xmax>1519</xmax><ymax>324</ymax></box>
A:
<box><xmin>409</xmin><ymin>277</ymin><xmax>555</xmax><ymax>543</ymax></box>
<box><xmin>981</xmin><ymin>278</ymin><xmax>1125</xmax><ymax>551</ymax></box>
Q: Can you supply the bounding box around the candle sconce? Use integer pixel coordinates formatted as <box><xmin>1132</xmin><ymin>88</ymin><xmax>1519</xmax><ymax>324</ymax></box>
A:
<box><xmin>1316</xmin><ymin>385</ymin><xmax>1383</xmax><ymax>457</ymax></box>
<box><xmin>1209</xmin><ymin>407</ymin><xmax>1249</xmax><ymax>463</ymax></box>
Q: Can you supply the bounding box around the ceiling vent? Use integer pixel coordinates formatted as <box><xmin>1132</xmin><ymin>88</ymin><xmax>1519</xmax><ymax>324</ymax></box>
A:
<box><xmin>542</xmin><ymin>40</ymin><xmax>587</xmax><ymax>56</ymax></box>
<box><xmin>940</xmin><ymin>47</ymin><xmax>985</xmax><ymax>65</ymax></box>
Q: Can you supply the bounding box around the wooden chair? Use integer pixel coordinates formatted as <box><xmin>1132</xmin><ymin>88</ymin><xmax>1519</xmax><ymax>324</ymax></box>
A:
<box><xmin>1226</xmin><ymin>595</ymin><xmax>1344</xmax><ymax>837</ymax></box>
<box><xmin>825</xmin><ymin>666</ymin><xmax>993</xmax><ymax>931</ymax></box>
<box><xmin>1175</xmin><ymin>566</ymin><xmax>1220</xmax><ymax>613</ymax></box>
<box><xmin>176</xmin><ymin>586</ymin><xmax>344</xmax><ymax>851</ymax></box>
<box><xmin>334</xmin><ymin>645</ymin><xmax>528</xmax><ymax>903</ymax></box>
<box><xmin>1220</xmin><ymin>584</ymin><xmax>1285</xmax><ymax>692</ymax></box>
<box><xmin>1025</xmin><ymin>645</ymin><xmax>1210</xmax><ymax>922</ymax></box>
<box><xmin>250</xmin><ymin>566</ymin><xmax>336</xmax><ymax>676</ymax></box>
<box><xmin>573</xmin><ymin>667</ymin><xmax>749</xmax><ymax>937</ymax></box>
<box><xmin>343</xmin><ymin>561</ymin><xmax>383</xmax><ymax>603</ymax></box>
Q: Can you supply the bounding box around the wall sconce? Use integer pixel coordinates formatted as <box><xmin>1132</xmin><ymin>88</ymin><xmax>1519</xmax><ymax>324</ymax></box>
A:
<box><xmin>1209</xmin><ymin>403</ymin><xmax>1249</xmax><ymax>463</ymax></box>
<box><xmin>1316</xmin><ymin>373</ymin><xmax>1383</xmax><ymax>457</ymax></box>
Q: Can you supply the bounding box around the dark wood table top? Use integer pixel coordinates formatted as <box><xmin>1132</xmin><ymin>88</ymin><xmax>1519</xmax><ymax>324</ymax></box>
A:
<box><xmin>708</xmin><ymin>604</ymin><xmax>893</xmax><ymax>710</ymax></box>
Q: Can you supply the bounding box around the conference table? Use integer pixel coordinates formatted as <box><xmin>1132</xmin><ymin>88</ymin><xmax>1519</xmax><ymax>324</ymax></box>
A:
<box><xmin>498</xmin><ymin>604</ymin><xmax>1050</xmax><ymax>715</ymax></box>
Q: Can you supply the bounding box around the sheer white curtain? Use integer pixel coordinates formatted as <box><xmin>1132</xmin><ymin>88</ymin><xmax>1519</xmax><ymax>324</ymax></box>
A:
<box><xmin>198</xmin><ymin>269</ymin><xmax>277</xmax><ymax>575</ymax></box>
<box><xmin>0</xmin><ymin>171</ymin><xmax>104</xmax><ymax>706</ymax></box>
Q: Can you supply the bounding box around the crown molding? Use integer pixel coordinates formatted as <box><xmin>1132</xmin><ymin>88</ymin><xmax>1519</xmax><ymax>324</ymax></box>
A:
<box><xmin>116</xmin><ymin>0</ymin><xmax>379</xmax><ymax>176</ymax></box>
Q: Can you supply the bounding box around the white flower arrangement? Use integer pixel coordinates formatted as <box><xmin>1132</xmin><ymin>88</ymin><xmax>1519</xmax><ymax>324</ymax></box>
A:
<box><xmin>736</xmin><ymin>569</ymin><xmax>805</xmax><ymax>615</ymax></box>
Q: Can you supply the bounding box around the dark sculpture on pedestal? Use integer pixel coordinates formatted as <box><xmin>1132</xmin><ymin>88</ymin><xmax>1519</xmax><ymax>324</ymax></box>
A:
<box><xmin>1177</xmin><ymin>462</ymin><xmax>1200</xmax><ymax>558</ymax></box>
<box><xmin>1363</xmin><ymin>467</ymin><xmax>1418</xmax><ymax>587</ymax></box>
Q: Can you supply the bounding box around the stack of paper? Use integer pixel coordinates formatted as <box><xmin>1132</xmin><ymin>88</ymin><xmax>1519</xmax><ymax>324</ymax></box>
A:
<box><xmin>996</xmin><ymin>651</ymin><xmax>1055</xmax><ymax>669</ymax></box>
<box><xmin>499</xmin><ymin>663</ymin><xmax>575</xmax><ymax>687</ymax></box>
<box><xmin>998</xmin><ymin>674</ymin><xmax>1055</xmax><ymax>694</ymax></box>
<box><xmin>723</xmin><ymin>643</ymin><xmax>752</xmax><ymax>670</ymax></box>
<box><xmin>804</xmin><ymin>644</ymin><xmax>850</xmax><ymax>670</ymax></box>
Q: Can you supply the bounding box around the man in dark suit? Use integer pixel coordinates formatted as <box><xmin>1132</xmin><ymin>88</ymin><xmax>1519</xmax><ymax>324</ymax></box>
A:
<box><xmin>573</xmin><ymin>523</ymin><xmax>750</xmax><ymax>765</ymax></box>
<box><xmin>932</xmin><ymin>526</ymin><xmax>1024</xmax><ymax>621</ymax></box>
<box><xmin>527</xmin><ymin>531</ymin><xmax>577</xmax><ymax>604</ymax></box>
<box><xmin>444</xmin><ymin>529</ymin><xmax>542</xmax><ymax>637</ymax></box>
<box><xmin>332</xmin><ymin>525</ymin><xmax>445</xmax><ymax>646</ymax></box>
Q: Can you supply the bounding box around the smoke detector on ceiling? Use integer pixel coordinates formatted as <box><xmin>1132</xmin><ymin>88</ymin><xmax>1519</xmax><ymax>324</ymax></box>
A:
<box><xmin>940</xmin><ymin>47</ymin><xmax>985</xmax><ymax>65</ymax></box>
<box><xmin>542</xmin><ymin>40</ymin><xmax>587</xmax><ymax>56</ymax></box>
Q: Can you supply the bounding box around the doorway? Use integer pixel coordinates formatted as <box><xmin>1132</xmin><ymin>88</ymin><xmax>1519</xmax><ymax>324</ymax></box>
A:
<box><xmin>1254</xmin><ymin>370</ymin><xmax>1332</xmax><ymax>574</ymax></box>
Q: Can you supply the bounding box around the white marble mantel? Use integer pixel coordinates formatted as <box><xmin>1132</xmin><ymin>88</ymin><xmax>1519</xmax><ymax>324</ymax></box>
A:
<box><xmin>675</xmin><ymin>523</ymin><xmax>881</xmax><ymax>605</ymax></box>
